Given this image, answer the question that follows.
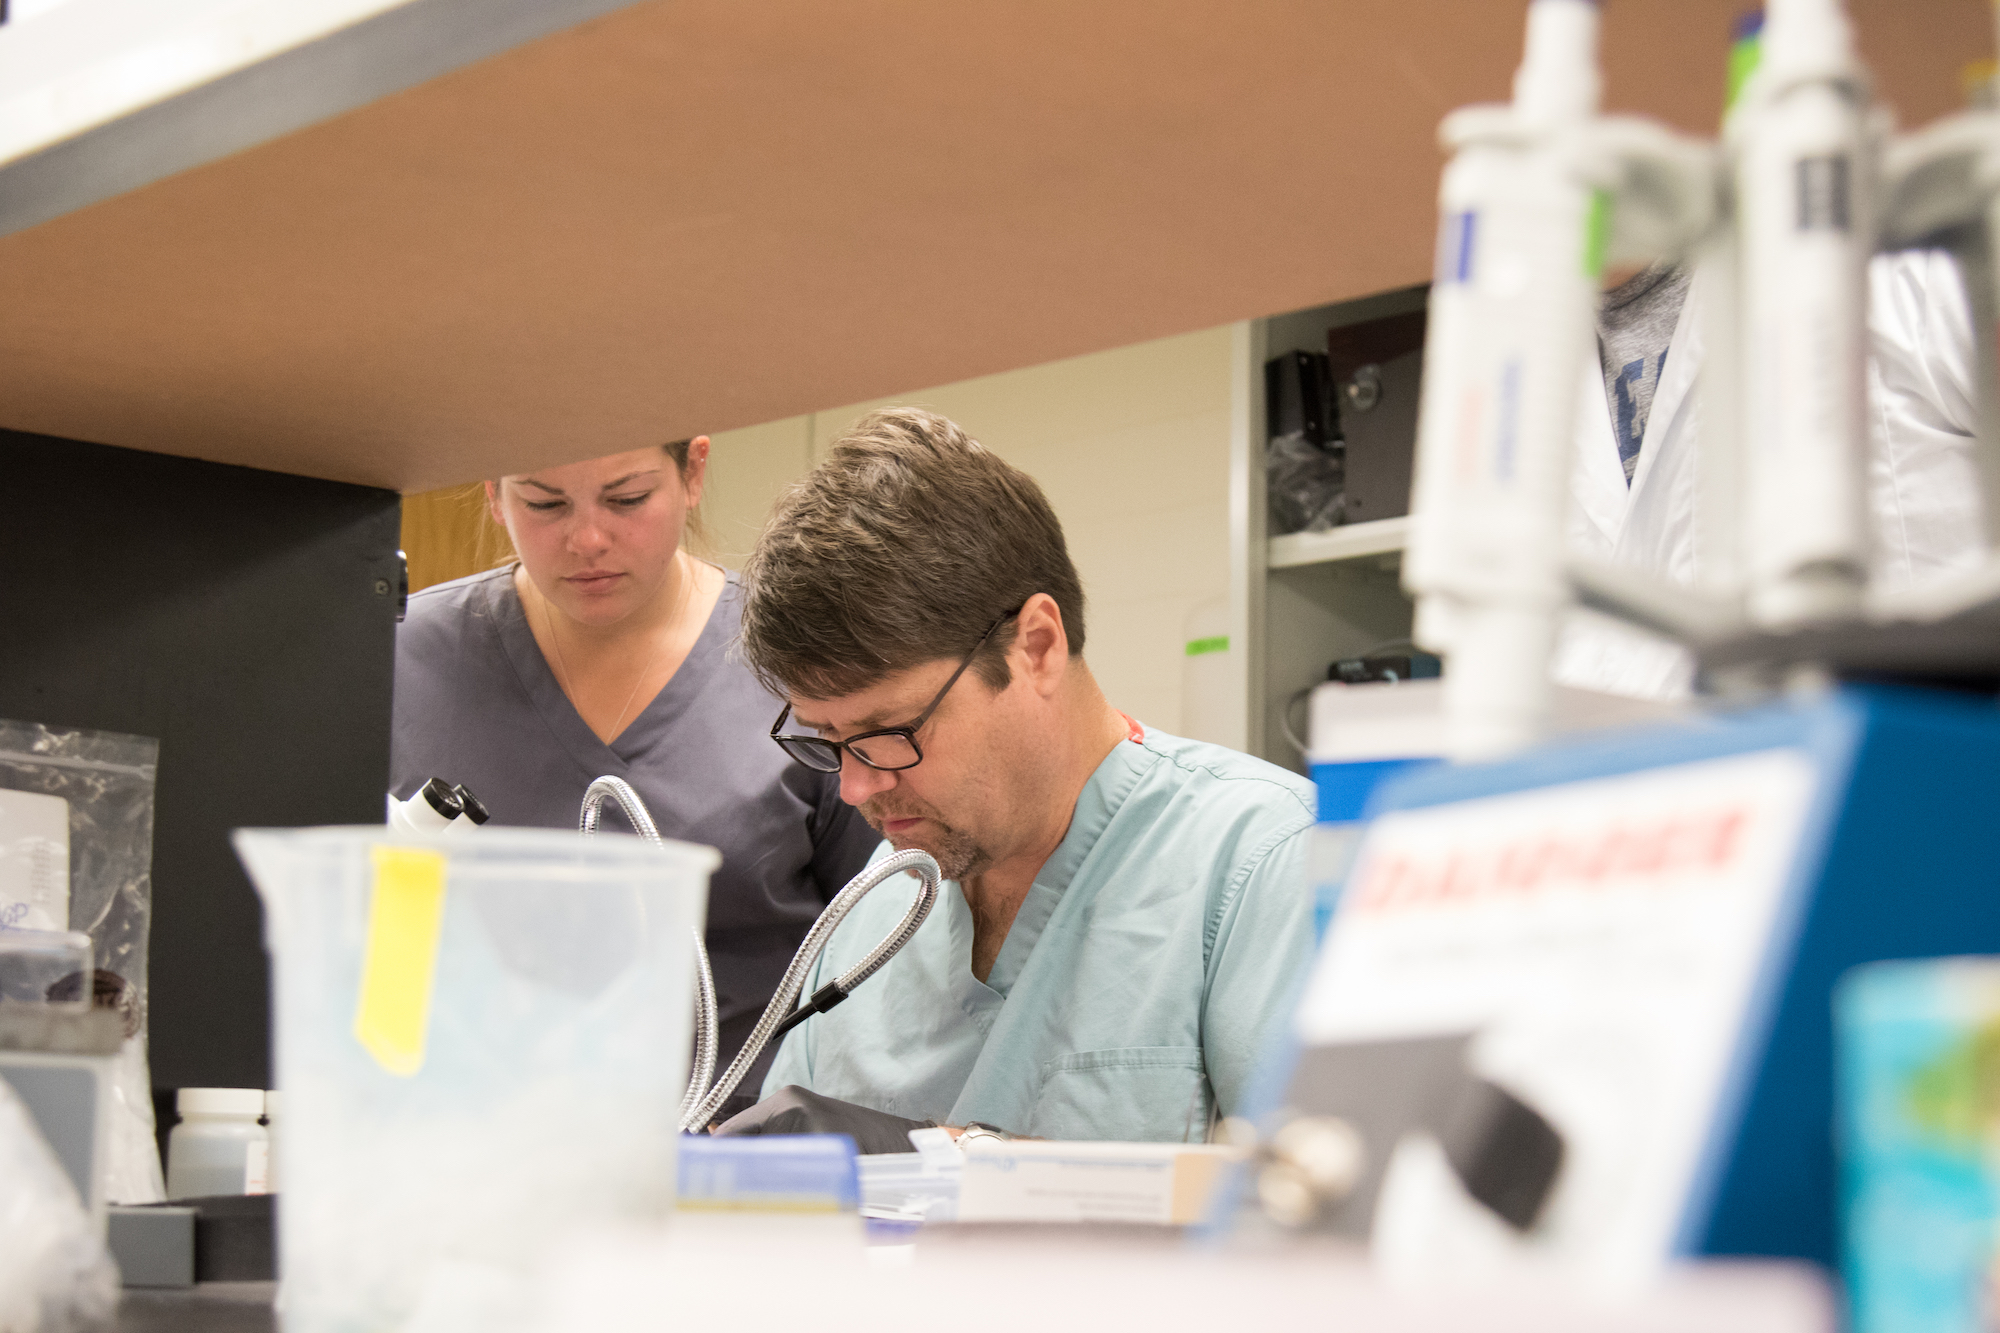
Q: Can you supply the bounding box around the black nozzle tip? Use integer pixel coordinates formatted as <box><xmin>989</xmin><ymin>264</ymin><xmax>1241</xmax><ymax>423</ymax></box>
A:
<box><xmin>418</xmin><ymin>777</ymin><xmax>464</xmax><ymax>819</ymax></box>
<box><xmin>452</xmin><ymin>784</ymin><xmax>490</xmax><ymax>825</ymax></box>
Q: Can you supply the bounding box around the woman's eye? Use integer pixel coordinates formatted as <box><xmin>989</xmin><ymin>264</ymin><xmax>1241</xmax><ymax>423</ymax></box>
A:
<box><xmin>524</xmin><ymin>500</ymin><xmax>565</xmax><ymax>513</ymax></box>
<box><xmin>607</xmin><ymin>493</ymin><xmax>653</xmax><ymax>509</ymax></box>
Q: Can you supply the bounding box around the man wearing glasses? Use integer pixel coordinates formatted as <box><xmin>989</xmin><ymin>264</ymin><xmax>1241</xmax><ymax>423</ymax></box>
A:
<box><xmin>725</xmin><ymin>406</ymin><xmax>1319</xmax><ymax>1144</ymax></box>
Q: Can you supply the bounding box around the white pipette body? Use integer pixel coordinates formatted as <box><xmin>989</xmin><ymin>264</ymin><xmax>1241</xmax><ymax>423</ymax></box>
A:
<box><xmin>1731</xmin><ymin>0</ymin><xmax>1875</xmax><ymax>628</ymax></box>
<box><xmin>1405</xmin><ymin>0</ymin><xmax>1606</xmax><ymax>760</ymax></box>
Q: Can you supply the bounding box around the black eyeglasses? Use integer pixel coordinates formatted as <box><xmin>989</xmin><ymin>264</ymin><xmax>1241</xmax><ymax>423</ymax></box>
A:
<box><xmin>769</xmin><ymin>609</ymin><xmax>1018</xmax><ymax>774</ymax></box>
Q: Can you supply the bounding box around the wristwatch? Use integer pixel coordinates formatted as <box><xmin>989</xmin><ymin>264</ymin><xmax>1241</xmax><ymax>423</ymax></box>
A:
<box><xmin>958</xmin><ymin>1121</ymin><xmax>1015</xmax><ymax>1146</ymax></box>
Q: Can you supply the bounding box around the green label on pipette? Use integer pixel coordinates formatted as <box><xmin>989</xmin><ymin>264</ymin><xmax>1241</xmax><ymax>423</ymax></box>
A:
<box><xmin>1726</xmin><ymin>13</ymin><xmax>1764</xmax><ymax>117</ymax></box>
<box><xmin>1582</xmin><ymin>189</ymin><xmax>1613</xmax><ymax>279</ymax></box>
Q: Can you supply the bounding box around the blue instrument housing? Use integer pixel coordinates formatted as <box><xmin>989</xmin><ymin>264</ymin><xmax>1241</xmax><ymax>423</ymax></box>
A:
<box><xmin>1358</xmin><ymin>685</ymin><xmax>2000</xmax><ymax>1266</ymax></box>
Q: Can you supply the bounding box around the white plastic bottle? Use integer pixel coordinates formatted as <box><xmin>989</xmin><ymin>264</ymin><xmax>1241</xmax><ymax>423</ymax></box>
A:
<box><xmin>165</xmin><ymin>1088</ymin><xmax>269</xmax><ymax>1199</ymax></box>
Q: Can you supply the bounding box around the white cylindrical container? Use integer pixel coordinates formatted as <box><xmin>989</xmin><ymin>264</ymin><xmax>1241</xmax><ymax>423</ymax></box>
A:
<box><xmin>1444</xmin><ymin>602</ymin><xmax>1564</xmax><ymax>760</ymax></box>
<box><xmin>166</xmin><ymin>1088</ymin><xmax>268</xmax><ymax>1199</ymax></box>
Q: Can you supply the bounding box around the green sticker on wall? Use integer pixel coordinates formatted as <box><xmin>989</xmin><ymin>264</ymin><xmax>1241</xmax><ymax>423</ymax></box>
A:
<box><xmin>1185</xmin><ymin>635</ymin><xmax>1230</xmax><ymax>657</ymax></box>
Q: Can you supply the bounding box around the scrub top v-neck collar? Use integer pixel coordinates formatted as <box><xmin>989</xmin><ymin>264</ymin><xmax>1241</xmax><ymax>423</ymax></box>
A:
<box><xmin>976</xmin><ymin>728</ymin><xmax>1151</xmax><ymax>998</ymax></box>
<box><xmin>484</xmin><ymin>566</ymin><xmax>731</xmax><ymax>784</ymax></box>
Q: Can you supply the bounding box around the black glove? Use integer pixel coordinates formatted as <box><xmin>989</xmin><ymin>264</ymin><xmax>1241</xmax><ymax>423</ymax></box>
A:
<box><xmin>712</xmin><ymin>1085</ymin><xmax>935</xmax><ymax>1156</ymax></box>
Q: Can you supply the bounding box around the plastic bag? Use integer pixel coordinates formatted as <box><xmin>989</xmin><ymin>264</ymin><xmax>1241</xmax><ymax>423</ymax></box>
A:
<box><xmin>1267</xmin><ymin>430</ymin><xmax>1345</xmax><ymax>535</ymax></box>
<box><xmin>0</xmin><ymin>1079</ymin><xmax>119</xmax><ymax>1332</ymax></box>
<box><xmin>0</xmin><ymin>720</ymin><xmax>164</xmax><ymax>1204</ymax></box>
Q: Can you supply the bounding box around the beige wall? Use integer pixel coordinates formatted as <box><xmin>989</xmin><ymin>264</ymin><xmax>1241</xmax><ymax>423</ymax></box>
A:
<box><xmin>698</xmin><ymin>415</ymin><xmax>815</xmax><ymax>566</ymax></box>
<box><xmin>703</xmin><ymin>325</ymin><xmax>1233</xmax><ymax>736</ymax></box>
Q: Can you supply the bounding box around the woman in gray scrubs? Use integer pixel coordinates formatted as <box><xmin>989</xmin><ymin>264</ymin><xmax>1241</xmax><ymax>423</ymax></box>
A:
<box><xmin>390</xmin><ymin>436</ymin><xmax>880</xmax><ymax>1118</ymax></box>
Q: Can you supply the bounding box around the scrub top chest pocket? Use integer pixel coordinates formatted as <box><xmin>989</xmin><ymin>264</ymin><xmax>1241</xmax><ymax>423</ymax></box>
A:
<box><xmin>1025</xmin><ymin>1047</ymin><xmax>1211</xmax><ymax>1142</ymax></box>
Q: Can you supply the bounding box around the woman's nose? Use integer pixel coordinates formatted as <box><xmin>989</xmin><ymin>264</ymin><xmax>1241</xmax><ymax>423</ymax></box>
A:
<box><xmin>565</xmin><ymin>513</ymin><xmax>613</xmax><ymax>556</ymax></box>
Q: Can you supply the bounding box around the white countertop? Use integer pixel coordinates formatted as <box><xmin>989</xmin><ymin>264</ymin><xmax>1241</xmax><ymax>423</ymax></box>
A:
<box><xmin>537</xmin><ymin>1215</ymin><xmax>1834</xmax><ymax>1333</ymax></box>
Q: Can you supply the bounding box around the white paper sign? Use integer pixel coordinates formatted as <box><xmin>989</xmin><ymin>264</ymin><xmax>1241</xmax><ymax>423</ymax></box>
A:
<box><xmin>1299</xmin><ymin>747</ymin><xmax>1819</xmax><ymax>1283</ymax></box>
<box><xmin>0</xmin><ymin>787</ymin><xmax>70</xmax><ymax>932</ymax></box>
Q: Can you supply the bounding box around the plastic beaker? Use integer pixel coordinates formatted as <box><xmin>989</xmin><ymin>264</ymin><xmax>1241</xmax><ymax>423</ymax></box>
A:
<box><xmin>234</xmin><ymin>825</ymin><xmax>717</xmax><ymax>1332</ymax></box>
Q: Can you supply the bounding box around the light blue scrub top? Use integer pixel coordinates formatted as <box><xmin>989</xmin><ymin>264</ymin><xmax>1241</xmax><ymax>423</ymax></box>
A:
<box><xmin>762</xmin><ymin>725</ymin><xmax>1319</xmax><ymax>1142</ymax></box>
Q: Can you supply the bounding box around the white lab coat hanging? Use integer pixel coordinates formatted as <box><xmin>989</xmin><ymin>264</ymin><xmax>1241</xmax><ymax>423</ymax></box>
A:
<box><xmin>1552</xmin><ymin>250</ymin><xmax>1988</xmax><ymax>700</ymax></box>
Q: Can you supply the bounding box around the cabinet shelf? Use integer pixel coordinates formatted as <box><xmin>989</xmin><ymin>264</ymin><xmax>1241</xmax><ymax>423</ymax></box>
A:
<box><xmin>1229</xmin><ymin>290</ymin><xmax>1424</xmax><ymax>771</ymax></box>
<box><xmin>1266</xmin><ymin>516</ymin><xmax>1409</xmax><ymax>570</ymax></box>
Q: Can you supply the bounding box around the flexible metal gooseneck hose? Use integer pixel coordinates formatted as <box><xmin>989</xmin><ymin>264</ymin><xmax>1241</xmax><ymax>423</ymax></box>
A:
<box><xmin>577</xmin><ymin>775</ymin><xmax>942</xmax><ymax>1133</ymax></box>
<box><xmin>578</xmin><ymin>775</ymin><xmax>718</xmax><ymax>1128</ymax></box>
<box><xmin>678</xmin><ymin>847</ymin><xmax>939</xmax><ymax>1132</ymax></box>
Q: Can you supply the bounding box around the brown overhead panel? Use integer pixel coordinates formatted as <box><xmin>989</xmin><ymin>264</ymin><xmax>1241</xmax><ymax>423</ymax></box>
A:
<box><xmin>0</xmin><ymin>0</ymin><xmax>1987</xmax><ymax>491</ymax></box>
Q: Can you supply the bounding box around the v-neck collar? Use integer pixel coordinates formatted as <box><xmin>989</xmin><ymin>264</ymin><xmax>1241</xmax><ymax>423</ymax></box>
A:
<box><xmin>483</xmin><ymin>565</ymin><xmax>733</xmax><ymax>784</ymax></box>
<box><xmin>980</xmin><ymin>733</ymin><xmax>1152</xmax><ymax>996</ymax></box>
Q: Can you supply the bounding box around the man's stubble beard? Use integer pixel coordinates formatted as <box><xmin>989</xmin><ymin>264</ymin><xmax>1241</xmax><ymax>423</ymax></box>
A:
<box><xmin>860</xmin><ymin>800</ymin><xmax>990</xmax><ymax>882</ymax></box>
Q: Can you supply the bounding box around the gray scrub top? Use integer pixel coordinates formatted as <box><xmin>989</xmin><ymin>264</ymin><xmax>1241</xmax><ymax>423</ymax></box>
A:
<box><xmin>390</xmin><ymin>566</ymin><xmax>880</xmax><ymax>1105</ymax></box>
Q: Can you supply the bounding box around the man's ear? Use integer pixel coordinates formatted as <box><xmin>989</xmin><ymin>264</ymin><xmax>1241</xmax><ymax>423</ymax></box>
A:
<box><xmin>1012</xmin><ymin>593</ymin><xmax>1070</xmax><ymax>697</ymax></box>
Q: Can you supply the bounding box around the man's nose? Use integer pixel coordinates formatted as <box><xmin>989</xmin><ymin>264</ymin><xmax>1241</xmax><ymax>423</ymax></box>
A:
<box><xmin>839</xmin><ymin>752</ymin><xmax>896</xmax><ymax>807</ymax></box>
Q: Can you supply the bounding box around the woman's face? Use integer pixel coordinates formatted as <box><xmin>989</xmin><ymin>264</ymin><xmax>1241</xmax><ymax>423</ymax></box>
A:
<box><xmin>488</xmin><ymin>439</ymin><xmax>708</xmax><ymax>628</ymax></box>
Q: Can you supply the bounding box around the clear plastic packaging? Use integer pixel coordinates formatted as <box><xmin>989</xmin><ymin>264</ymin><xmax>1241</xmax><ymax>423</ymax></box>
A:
<box><xmin>1267</xmin><ymin>430</ymin><xmax>1345</xmax><ymax>535</ymax></box>
<box><xmin>857</xmin><ymin>1149</ymin><xmax>961</xmax><ymax>1223</ymax></box>
<box><xmin>0</xmin><ymin>720</ymin><xmax>163</xmax><ymax>1205</ymax></box>
<box><xmin>0</xmin><ymin>1078</ymin><xmax>119</xmax><ymax>1333</ymax></box>
<box><xmin>0</xmin><ymin>931</ymin><xmax>94</xmax><ymax>1012</ymax></box>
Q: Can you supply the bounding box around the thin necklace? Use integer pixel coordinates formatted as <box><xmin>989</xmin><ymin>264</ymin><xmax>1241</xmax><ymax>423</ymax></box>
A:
<box><xmin>534</xmin><ymin>558</ymin><xmax>695</xmax><ymax>740</ymax></box>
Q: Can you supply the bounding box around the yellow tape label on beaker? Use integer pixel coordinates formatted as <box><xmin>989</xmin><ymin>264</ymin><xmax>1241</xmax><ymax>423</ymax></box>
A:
<box><xmin>354</xmin><ymin>846</ymin><xmax>448</xmax><ymax>1077</ymax></box>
